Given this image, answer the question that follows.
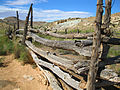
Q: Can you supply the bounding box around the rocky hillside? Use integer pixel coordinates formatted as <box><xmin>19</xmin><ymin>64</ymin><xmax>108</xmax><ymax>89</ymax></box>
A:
<box><xmin>44</xmin><ymin>12</ymin><xmax>120</xmax><ymax>33</ymax></box>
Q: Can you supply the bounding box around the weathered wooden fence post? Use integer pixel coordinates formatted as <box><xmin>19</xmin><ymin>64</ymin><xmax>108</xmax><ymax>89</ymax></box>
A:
<box><xmin>30</xmin><ymin>4</ymin><xmax>33</xmax><ymax>28</ymax></box>
<box><xmin>86</xmin><ymin>0</ymin><xmax>103</xmax><ymax>90</ymax></box>
<box><xmin>65</xmin><ymin>28</ymin><xmax>67</xmax><ymax>34</ymax></box>
<box><xmin>77</xmin><ymin>28</ymin><xmax>79</xmax><ymax>34</ymax></box>
<box><xmin>16</xmin><ymin>11</ymin><xmax>19</xmax><ymax>30</ymax></box>
<box><xmin>101</xmin><ymin>0</ymin><xmax>112</xmax><ymax>60</ymax></box>
<box><xmin>22</xmin><ymin>3</ymin><xmax>33</xmax><ymax>44</ymax></box>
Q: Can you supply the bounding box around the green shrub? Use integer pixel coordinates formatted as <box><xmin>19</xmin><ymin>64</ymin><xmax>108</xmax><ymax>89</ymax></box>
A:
<box><xmin>13</xmin><ymin>43</ymin><xmax>31</xmax><ymax>64</ymax></box>
<box><xmin>0</xmin><ymin>35</ymin><xmax>14</xmax><ymax>55</ymax></box>
<box><xmin>0</xmin><ymin>33</ymin><xmax>33</xmax><ymax>65</ymax></box>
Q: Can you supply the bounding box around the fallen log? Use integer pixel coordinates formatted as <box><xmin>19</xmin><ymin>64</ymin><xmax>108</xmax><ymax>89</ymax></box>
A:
<box><xmin>26</xmin><ymin>40</ymin><xmax>120</xmax><ymax>72</ymax></box>
<box><xmin>29</xmin><ymin>47</ymin><xmax>120</xmax><ymax>89</ymax></box>
<box><xmin>25</xmin><ymin>41</ymin><xmax>87</xmax><ymax>83</ymax></box>
<box><xmin>28</xmin><ymin>33</ymin><xmax>92</xmax><ymax>56</ymax></box>
<box><xmin>37</xmin><ymin>29</ymin><xmax>93</xmax><ymax>39</ymax></box>
<box><xmin>16</xmin><ymin>29</ymin><xmax>120</xmax><ymax>45</ymax></box>
<box><xmin>29</xmin><ymin>50</ymin><xmax>63</xmax><ymax>90</ymax></box>
<box><xmin>30</xmin><ymin>50</ymin><xmax>82</xmax><ymax>90</ymax></box>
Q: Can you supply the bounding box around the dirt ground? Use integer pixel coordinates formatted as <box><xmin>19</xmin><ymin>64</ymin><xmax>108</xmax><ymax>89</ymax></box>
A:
<box><xmin>0</xmin><ymin>54</ymin><xmax>52</xmax><ymax>90</ymax></box>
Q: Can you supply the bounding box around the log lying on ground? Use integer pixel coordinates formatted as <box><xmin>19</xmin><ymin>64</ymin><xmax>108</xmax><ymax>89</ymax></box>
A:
<box><xmin>25</xmin><ymin>40</ymin><xmax>88</xmax><ymax>84</ymax></box>
<box><xmin>29</xmin><ymin>50</ymin><xmax>82</xmax><ymax>90</ymax></box>
<box><xmin>16</xmin><ymin>29</ymin><xmax>120</xmax><ymax>45</ymax></box>
<box><xmin>28</xmin><ymin>33</ymin><xmax>92</xmax><ymax>56</ymax></box>
<box><xmin>29</xmin><ymin>50</ymin><xmax>63</xmax><ymax>90</ymax></box>
<box><xmin>29</xmin><ymin>47</ymin><xmax>120</xmax><ymax>89</ymax></box>
<box><xmin>37</xmin><ymin>29</ymin><xmax>93</xmax><ymax>39</ymax></box>
<box><xmin>26</xmin><ymin>41</ymin><xmax>120</xmax><ymax>84</ymax></box>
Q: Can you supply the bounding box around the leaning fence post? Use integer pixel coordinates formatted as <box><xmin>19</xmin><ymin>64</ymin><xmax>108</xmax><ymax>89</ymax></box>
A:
<box><xmin>22</xmin><ymin>3</ymin><xmax>33</xmax><ymax>44</ymax></box>
<box><xmin>30</xmin><ymin>4</ymin><xmax>33</xmax><ymax>28</ymax></box>
<box><xmin>16</xmin><ymin>11</ymin><xmax>19</xmax><ymax>30</ymax></box>
<box><xmin>13</xmin><ymin>24</ymin><xmax>16</xmax><ymax>40</ymax></box>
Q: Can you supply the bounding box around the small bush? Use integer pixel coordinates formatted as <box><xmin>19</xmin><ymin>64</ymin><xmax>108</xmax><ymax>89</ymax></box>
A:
<box><xmin>0</xmin><ymin>35</ymin><xmax>14</xmax><ymax>55</ymax></box>
<box><xmin>14</xmin><ymin>43</ymin><xmax>33</xmax><ymax>64</ymax></box>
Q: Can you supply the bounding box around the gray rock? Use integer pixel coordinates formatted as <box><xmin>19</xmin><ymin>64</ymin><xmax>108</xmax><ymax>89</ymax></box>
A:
<box><xmin>23</xmin><ymin>75</ymin><xmax>34</xmax><ymax>81</ymax></box>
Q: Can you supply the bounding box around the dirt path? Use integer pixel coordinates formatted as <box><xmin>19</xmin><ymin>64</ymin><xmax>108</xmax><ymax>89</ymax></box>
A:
<box><xmin>0</xmin><ymin>54</ymin><xmax>52</xmax><ymax>90</ymax></box>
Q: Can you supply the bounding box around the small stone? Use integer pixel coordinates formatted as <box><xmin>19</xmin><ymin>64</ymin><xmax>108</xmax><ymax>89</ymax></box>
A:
<box><xmin>28</xmin><ymin>76</ymin><xmax>34</xmax><ymax>81</ymax></box>
<box><xmin>23</xmin><ymin>75</ymin><xmax>28</xmax><ymax>79</ymax></box>
<box><xmin>23</xmin><ymin>75</ymin><xmax>34</xmax><ymax>81</ymax></box>
<box><xmin>13</xmin><ymin>88</ymin><xmax>20</xmax><ymax>90</ymax></box>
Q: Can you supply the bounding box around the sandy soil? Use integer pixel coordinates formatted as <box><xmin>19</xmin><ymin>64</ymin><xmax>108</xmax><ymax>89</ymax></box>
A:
<box><xmin>0</xmin><ymin>54</ymin><xmax>52</xmax><ymax>90</ymax></box>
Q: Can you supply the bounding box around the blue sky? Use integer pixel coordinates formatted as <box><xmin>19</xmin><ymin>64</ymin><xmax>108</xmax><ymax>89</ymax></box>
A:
<box><xmin>0</xmin><ymin>0</ymin><xmax>119</xmax><ymax>22</ymax></box>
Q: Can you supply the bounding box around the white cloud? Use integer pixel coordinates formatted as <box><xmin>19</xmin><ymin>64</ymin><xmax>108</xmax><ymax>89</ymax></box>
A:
<box><xmin>0</xmin><ymin>5</ymin><xmax>92</xmax><ymax>22</ymax></box>
<box><xmin>5</xmin><ymin>0</ymin><xmax>47</xmax><ymax>5</ymax></box>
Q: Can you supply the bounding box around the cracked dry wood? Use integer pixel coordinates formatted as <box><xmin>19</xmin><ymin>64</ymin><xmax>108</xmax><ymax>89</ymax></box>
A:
<box><xmin>29</xmin><ymin>50</ymin><xmax>82</xmax><ymax>90</ymax></box>
<box><xmin>28</xmin><ymin>33</ymin><xmax>92</xmax><ymax>57</ymax></box>
<box><xmin>25</xmin><ymin>41</ymin><xmax>87</xmax><ymax>83</ymax></box>
<box><xmin>29</xmin><ymin>50</ymin><xmax>63</xmax><ymax>90</ymax></box>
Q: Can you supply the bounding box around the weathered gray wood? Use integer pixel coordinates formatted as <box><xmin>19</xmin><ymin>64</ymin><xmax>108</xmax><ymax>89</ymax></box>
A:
<box><xmin>37</xmin><ymin>29</ymin><xmax>93</xmax><ymax>39</ymax></box>
<box><xmin>29</xmin><ymin>50</ymin><xmax>82</xmax><ymax>90</ymax></box>
<box><xmin>100</xmin><ymin>69</ymin><xmax>120</xmax><ymax>83</ymax></box>
<box><xmin>28</xmin><ymin>33</ymin><xmax>92</xmax><ymax>56</ymax></box>
<box><xmin>25</xmin><ymin>41</ymin><xmax>88</xmax><ymax>74</ymax></box>
<box><xmin>87</xmin><ymin>0</ymin><xmax>103</xmax><ymax>90</ymax></box>
<box><xmin>29</xmin><ymin>50</ymin><xmax>62</xmax><ymax>90</ymax></box>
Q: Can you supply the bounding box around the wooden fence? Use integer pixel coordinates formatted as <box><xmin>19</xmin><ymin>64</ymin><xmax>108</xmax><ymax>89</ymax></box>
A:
<box><xmin>7</xmin><ymin>1</ymin><xmax>120</xmax><ymax>90</ymax></box>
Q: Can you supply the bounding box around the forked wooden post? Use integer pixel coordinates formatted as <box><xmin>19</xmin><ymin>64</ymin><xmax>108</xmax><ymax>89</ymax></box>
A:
<box><xmin>16</xmin><ymin>11</ymin><xmax>19</xmax><ymax>30</ymax></box>
<box><xmin>86</xmin><ymin>0</ymin><xmax>103</xmax><ymax>90</ymax></box>
<box><xmin>101</xmin><ymin>0</ymin><xmax>112</xmax><ymax>60</ymax></box>
<box><xmin>30</xmin><ymin>4</ymin><xmax>33</xmax><ymax>28</ymax></box>
<box><xmin>104</xmin><ymin>0</ymin><xmax>112</xmax><ymax>29</ymax></box>
<box><xmin>22</xmin><ymin>3</ymin><xmax>33</xmax><ymax>44</ymax></box>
